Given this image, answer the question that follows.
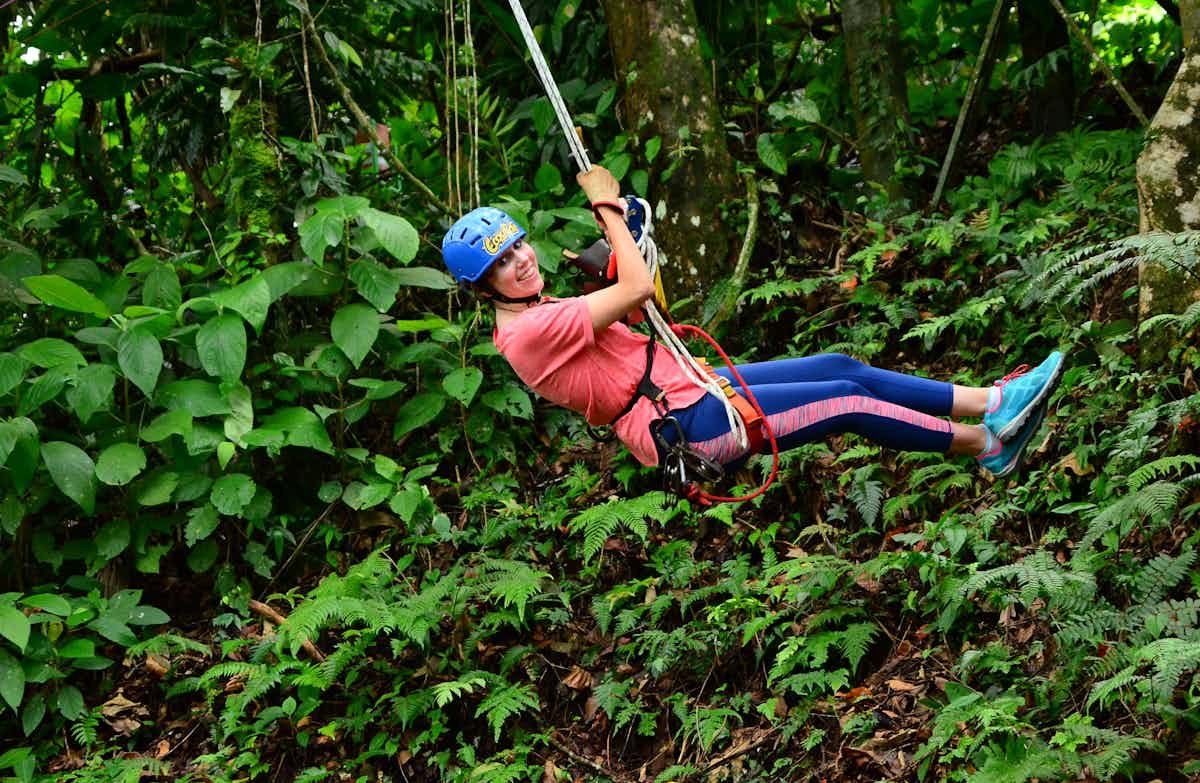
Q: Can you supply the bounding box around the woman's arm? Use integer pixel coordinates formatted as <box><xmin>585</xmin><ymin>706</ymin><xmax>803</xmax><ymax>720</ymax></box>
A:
<box><xmin>576</xmin><ymin>168</ymin><xmax>657</xmax><ymax>333</ymax></box>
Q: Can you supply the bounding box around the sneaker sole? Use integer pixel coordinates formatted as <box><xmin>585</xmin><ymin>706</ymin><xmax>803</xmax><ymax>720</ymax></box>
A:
<box><xmin>991</xmin><ymin>404</ymin><xmax>1048</xmax><ymax>478</ymax></box>
<box><xmin>995</xmin><ymin>354</ymin><xmax>1065</xmax><ymax>441</ymax></box>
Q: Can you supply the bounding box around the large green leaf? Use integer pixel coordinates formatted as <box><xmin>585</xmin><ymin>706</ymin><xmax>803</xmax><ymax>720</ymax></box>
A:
<box><xmin>185</xmin><ymin>504</ymin><xmax>220</xmax><ymax>547</ymax></box>
<box><xmin>2</xmin><ymin>418</ymin><xmax>38</xmax><ymax>492</ymax></box>
<box><xmin>19</xmin><ymin>594</ymin><xmax>70</xmax><ymax>617</ymax></box>
<box><xmin>40</xmin><ymin>441</ymin><xmax>96</xmax><ymax>515</ymax></box>
<box><xmin>482</xmin><ymin>386</ymin><xmax>534</xmax><ymax>419</ymax></box>
<box><xmin>298</xmin><ymin>209</ymin><xmax>346</xmax><ymax>262</ymax></box>
<box><xmin>196</xmin><ymin>313</ymin><xmax>247</xmax><ymax>381</ymax></box>
<box><xmin>260</xmin><ymin>261</ymin><xmax>313</xmax><ymax>302</ymax></box>
<box><xmin>389</xmin><ymin>317</ymin><xmax>452</xmax><ymax>334</ymax></box>
<box><xmin>756</xmin><ymin>132</ymin><xmax>789</xmax><ymax>175</ymax></box>
<box><xmin>0</xmin><ymin>495</ymin><xmax>24</xmax><ymax>536</ymax></box>
<box><xmin>19</xmin><ymin>338</ymin><xmax>85</xmax><ymax>369</ymax></box>
<box><xmin>17</xmin><ymin>367</ymin><xmax>70</xmax><ymax>416</ymax></box>
<box><xmin>0</xmin><ymin>166</ymin><xmax>28</xmax><ymax>186</ymax></box>
<box><xmin>21</xmin><ymin>693</ymin><xmax>44</xmax><ymax>736</ymax></box>
<box><xmin>393</xmin><ymin>267</ymin><xmax>455</xmax><ymax>290</ymax></box>
<box><xmin>0</xmin><ymin>604</ymin><xmax>31</xmax><ymax>652</ymax></box>
<box><xmin>94</xmin><ymin>519</ymin><xmax>130</xmax><ymax>560</ymax></box>
<box><xmin>95</xmin><ymin>443</ymin><xmax>147</xmax><ymax>486</ymax></box>
<box><xmin>126</xmin><ymin>605</ymin><xmax>169</xmax><ymax>626</ymax></box>
<box><xmin>331</xmin><ymin>304</ymin><xmax>379</xmax><ymax>369</ymax></box>
<box><xmin>140</xmin><ymin>410</ymin><xmax>193</xmax><ymax>442</ymax></box>
<box><xmin>117</xmin><ymin>327</ymin><xmax>162</xmax><ymax>397</ymax></box>
<box><xmin>55</xmin><ymin>685</ymin><xmax>85</xmax><ymax>720</ymax></box>
<box><xmin>443</xmin><ymin>367</ymin><xmax>483</xmax><ymax>406</ymax></box>
<box><xmin>393</xmin><ymin>392</ymin><xmax>446</xmax><ymax>439</ymax></box>
<box><xmin>768</xmin><ymin>92</ymin><xmax>821</xmax><ymax>124</ymax></box>
<box><xmin>348</xmin><ymin>258</ymin><xmax>400</xmax><ymax>312</ymax></box>
<box><xmin>361</xmin><ymin>208</ymin><xmax>419</xmax><ymax>264</ymax></box>
<box><xmin>66</xmin><ymin>363</ymin><xmax>116</xmax><ymax>422</ymax></box>
<box><xmin>260</xmin><ymin>406</ymin><xmax>333</xmax><ymax>454</ymax></box>
<box><xmin>0</xmin><ymin>422</ymin><xmax>20</xmax><ymax>468</ymax></box>
<box><xmin>0</xmin><ymin>353</ymin><xmax>27</xmax><ymax>396</ymax></box>
<box><xmin>0</xmin><ymin>649</ymin><xmax>25</xmax><ymax>711</ymax></box>
<box><xmin>22</xmin><ymin>274</ymin><xmax>110</xmax><ymax>317</ymax></box>
<box><xmin>212</xmin><ymin>276</ymin><xmax>271</xmax><ymax>332</ymax></box>
<box><xmin>156</xmin><ymin>380</ymin><xmax>231</xmax><ymax>416</ymax></box>
<box><xmin>88</xmin><ymin>615</ymin><xmax>136</xmax><ymax>647</ymax></box>
<box><xmin>135</xmin><ymin>469</ymin><xmax>178</xmax><ymax>506</ymax></box>
<box><xmin>210</xmin><ymin>473</ymin><xmax>256</xmax><ymax>516</ymax></box>
<box><xmin>142</xmin><ymin>264</ymin><xmax>182</xmax><ymax>310</ymax></box>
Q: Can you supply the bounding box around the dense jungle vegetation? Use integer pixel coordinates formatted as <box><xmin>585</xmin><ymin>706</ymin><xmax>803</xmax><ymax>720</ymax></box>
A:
<box><xmin>2</xmin><ymin>0</ymin><xmax>1200</xmax><ymax>780</ymax></box>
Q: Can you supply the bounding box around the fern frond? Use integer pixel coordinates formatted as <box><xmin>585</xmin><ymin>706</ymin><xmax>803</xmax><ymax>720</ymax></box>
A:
<box><xmin>473</xmin><ymin>557</ymin><xmax>551</xmax><ymax>623</ymax></box>
<box><xmin>1038</xmin><ymin>231</ymin><xmax>1200</xmax><ymax>305</ymax></box>
<box><xmin>1129</xmin><ymin>455</ymin><xmax>1200</xmax><ymax>490</ymax></box>
<box><xmin>475</xmin><ymin>680</ymin><xmax>540</xmax><ymax>742</ymax></box>
<box><xmin>1133</xmin><ymin>549</ymin><xmax>1197</xmax><ymax>605</ymax></box>
<box><xmin>848</xmin><ymin>466</ymin><xmax>884</xmax><ymax>527</ymax></box>
<box><xmin>433</xmin><ymin>673</ymin><xmax>487</xmax><ymax>708</ymax></box>
<box><xmin>839</xmin><ymin>622</ymin><xmax>880</xmax><ymax>673</ymax></box>
<box><xmin>569</xmin><ymin>492</ymin><xmax>665</xmax><ymax>561</ymax></box>
<box><xmin>963</xmin><ymin>551</ymin><xmax>1096</xmax><ymax>609</ymax></box>
<box><xmin>1087</xmin><ymin>664</ymin><xmax>1140</xmax><ymax>709</ymax></box>
<box><xmin>1139</xmin><ymin>637</ymin><xmax>1200</xmax><ymax>701</ymax></box>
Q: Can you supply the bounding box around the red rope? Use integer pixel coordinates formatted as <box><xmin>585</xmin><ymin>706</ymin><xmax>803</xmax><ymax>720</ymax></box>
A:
<box><xmin>670</xmin><ymin>324</ymin><xmax>780</xmax><ymax>505</ymax></box>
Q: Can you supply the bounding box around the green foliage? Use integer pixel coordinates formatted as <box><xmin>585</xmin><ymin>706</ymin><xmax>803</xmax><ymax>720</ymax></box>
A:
<box><xmin>0</xmin><ymin>0</ymin><xmax>1194</xmax><ymax>780</ymax></box>
<box><xmin>568</xmin><ymin>491</ymin><xmax>673</xmax><ymax>561</ymax></box>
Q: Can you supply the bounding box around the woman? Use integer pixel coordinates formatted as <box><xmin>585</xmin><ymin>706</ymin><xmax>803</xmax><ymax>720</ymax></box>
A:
<box><xmin>441</xmin><ymin>166</ymin><xmax>1064</xmax><ymax>479</ymax></box>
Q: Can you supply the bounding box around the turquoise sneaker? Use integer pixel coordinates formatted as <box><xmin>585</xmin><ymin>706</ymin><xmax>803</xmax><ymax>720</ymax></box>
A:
<box><xmin>984</xmin><ymin>351</ymin><xmax>1065</xmax><ymax>442</ymax></box>
<box><xmin>978</xmin><ymin>404</ymin><xmax>1047</xmax><ymax>478</ymax></box>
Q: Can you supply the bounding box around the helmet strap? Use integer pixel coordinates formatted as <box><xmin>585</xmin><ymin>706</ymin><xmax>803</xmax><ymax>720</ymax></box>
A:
<box><xmin>474</xmin><ymin>281</ymin><xmax>541</xmax><ymax>306</ymax></box>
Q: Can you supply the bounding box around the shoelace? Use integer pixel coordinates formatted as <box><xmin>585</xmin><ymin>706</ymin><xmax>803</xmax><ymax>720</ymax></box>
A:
<box><xmin>995</xmin><ymin>364</ymin><xmax>1030</xmax><ymax>386</ymax></box>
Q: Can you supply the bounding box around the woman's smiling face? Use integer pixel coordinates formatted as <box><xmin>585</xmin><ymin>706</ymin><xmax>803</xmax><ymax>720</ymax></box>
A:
<box><xmin>487</xmin><ymin>238</ymin><xmax>543</xmax><ymax>299</ymax></box>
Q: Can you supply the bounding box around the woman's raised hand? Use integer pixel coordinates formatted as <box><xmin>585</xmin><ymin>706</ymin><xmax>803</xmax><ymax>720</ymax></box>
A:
<box><xmin>577</xmin><ymin>166</ymin><xmax>620</xmax><ymax>204</ymax></box>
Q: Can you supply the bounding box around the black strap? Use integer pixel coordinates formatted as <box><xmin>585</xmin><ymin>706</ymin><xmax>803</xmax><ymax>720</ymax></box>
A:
<box><xmin>608</xmin><ymin>336</ymin><xmax>665</xmax><ymax>427</ymax></box>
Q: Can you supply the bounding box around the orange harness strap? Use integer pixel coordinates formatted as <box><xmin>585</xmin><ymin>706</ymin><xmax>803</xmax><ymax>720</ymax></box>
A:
<box><xmin>694</xmin><ymin>357</ymin><xmax>765</xmax><ymax>455</ymax></box>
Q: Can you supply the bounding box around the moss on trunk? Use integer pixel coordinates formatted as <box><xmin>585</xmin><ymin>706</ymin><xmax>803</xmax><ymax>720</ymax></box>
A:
<box><xmin>600</xmin><ymin>0</ymin><xmax>736</xmax><ymax>311</ymax></box>
<box><xmin>1136</xmin><ymin>42</ymin><xmax>1200</xmax><ymax>361</ymax></box>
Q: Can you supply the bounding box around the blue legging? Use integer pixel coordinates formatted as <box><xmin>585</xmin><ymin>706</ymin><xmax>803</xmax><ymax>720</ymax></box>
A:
<box><xmin>659</xmin><ymin>353</ymin><xmax>955</xmax><ymax>466</ymax></box>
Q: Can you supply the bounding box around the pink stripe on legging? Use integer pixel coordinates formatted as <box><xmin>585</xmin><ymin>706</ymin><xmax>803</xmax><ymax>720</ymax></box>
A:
<box><xmin>690</xmin><ymin>394</ymin><xmax>953</xmax><ymax>465</ymax></box>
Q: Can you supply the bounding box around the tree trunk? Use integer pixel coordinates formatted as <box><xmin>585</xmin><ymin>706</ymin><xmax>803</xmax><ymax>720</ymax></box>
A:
<box><xmin>842</xmin><ymin>0</ymin><xmax>911</xmax><ymax>204</ymax></box>
<box><xmin>1136</xmin><ymin>3</ymin><xmax>1200</xmax><ymax>360</ymax></box>
<box><xmin>1017</xmin><ymin>0</ymin><xmax>1074</xmax><ymax>136</ymax></box>
<box><xmin>600</xmin><ymin>0</ymin><xmax>736</xmax><ymax>311</ymax></box>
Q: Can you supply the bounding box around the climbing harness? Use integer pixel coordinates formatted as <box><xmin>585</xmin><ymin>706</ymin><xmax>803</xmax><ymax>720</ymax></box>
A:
<box><xmin>506</xmin><ymin>0</ymin><xmax>779</xmax><ymax>505</ymax></box>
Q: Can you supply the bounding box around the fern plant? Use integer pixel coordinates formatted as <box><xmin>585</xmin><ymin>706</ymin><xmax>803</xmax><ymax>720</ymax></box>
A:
<box><xmin>1036</xmin><ymin>230</ymin><xmax>1200</xmax><ymax>306</ymax></box>
<box><xmin>567</xmin><ymin>491</ymin><xmax>671</xmax><ymax>561</ymax></box>
<box><xmin>963</xmin><ymin>550</ymin><xmax>1097</xmax><ymax>611</ymax></box>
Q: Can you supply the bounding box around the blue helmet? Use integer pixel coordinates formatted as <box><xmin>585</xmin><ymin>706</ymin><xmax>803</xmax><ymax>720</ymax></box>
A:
<box><xmin>442</xmin><ymin>207</ymin><xmax>527</xmax><ymax>284</ymax></box>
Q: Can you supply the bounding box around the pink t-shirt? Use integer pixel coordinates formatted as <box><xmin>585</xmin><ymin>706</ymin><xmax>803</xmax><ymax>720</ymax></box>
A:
<box><xmin>494</xmin><ymin>297</ymin><xmax>707</xmax><ymax>466</ymax></box>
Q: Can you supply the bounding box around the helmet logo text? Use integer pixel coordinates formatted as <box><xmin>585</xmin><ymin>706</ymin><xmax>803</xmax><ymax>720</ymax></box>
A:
<box><xmin>483</xmin><ymin>221</ymin><xmax>520</xmax><ymax>255</ymax></box>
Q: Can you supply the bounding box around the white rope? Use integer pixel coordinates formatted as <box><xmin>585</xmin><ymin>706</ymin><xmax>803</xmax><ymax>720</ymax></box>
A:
<box><xmin>506</xmin><ymin>1</ymin><xmax>749</xmax><ymax>452</ymax></box>
<box><xmin>507</xmin><ymin>0</ymin><xmax>591</xmax><ymax>171</ymax></box>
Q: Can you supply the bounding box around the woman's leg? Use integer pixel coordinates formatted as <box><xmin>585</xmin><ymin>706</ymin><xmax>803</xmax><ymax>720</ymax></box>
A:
<box><xmin>669</xmin><ymin>379</ymin><xmax>965</xmax><ymax>466</ymax></box>
<box><xmin>714</xmin><ymin>353</ymin><xmax>991</xmax><ymax>420</ymax></box>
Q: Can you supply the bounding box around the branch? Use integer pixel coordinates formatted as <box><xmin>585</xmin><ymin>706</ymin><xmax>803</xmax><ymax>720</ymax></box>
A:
<box><xmin>696</xmin><ymin>728</ymin><xmax>780</xmax><ymax>777</ymax></box>
<box><xmin>296</xmin><ymin>1</ymin><xmax>451</xmax><ymax>215</ymax></box>
<box><xmin>702</xmin><ymin>170</ymin><xmax>759</xmax><ymax>332</ymax></box>
<box><xmin>52</xmin><ymin>50</ymin><xmax>162</xmax><ymax>80</ymax></box>
<box><xmin>1046</xmin><ymin>0</ymin><xmax>1149</xmax><ymax>126</ymax></box>
<box><xmin>544</xmin><ymin>731</ymin><xmax>618</xmax><ymax>780</ymax></box>
<box><xmin>248</xmin><ymin>599</ymin><xmax>327</xmax><ymax>662</ymax></box>
<box><xmin>931</xmin><ymin>0</ymin><xmax>1010</xmax><ymax>209</ymax></box>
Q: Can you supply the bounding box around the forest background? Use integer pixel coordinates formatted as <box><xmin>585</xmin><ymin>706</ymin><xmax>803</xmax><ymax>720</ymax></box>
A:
<box><xmin>1</xmin><ymin>0</ymin><xmax>1200</xmax><ymax>781</ymax></box>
